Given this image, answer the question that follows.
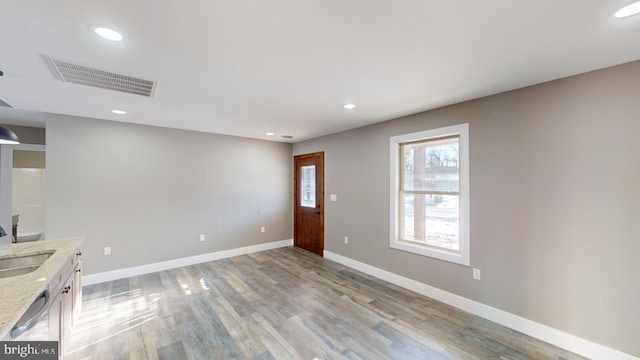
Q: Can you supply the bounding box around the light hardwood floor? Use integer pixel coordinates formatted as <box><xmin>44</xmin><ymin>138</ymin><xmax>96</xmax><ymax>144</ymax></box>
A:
<box><xmin>66</xmin><ymin>247</ymin><xmax>586</xmax><ymax>360</ymax></box>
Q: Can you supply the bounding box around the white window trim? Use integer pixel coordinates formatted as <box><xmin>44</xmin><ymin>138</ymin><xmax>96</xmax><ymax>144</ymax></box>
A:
<box><xmin>389</xmin><ymin>123</ymin><xmax>470</xmax><ymax>266</ymax></box>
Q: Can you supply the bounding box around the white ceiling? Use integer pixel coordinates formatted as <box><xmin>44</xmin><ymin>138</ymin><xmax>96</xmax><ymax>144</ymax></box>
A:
<box><xmin>0</xmin><ymin>1</ymin><xmax>639</xmax><ymax>142</ymax></box>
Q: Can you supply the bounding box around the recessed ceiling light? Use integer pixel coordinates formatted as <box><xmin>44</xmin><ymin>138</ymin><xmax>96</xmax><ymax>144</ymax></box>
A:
<box><xmin>343</xmin><ymin>103</ymin><xmax>356</xmax><ymax>110</ymax></box>
<box><xmin>111</xmin><ymin>109</ymin><xmax>126</xmax><ymax>115</ymax></box>
<box><xmin>615</xmin><ymin>1</ymin><xmax>640</xmax><ymax>18</ymax></box>
<box><xmin>266</xmin><ymin>132</ymin><xmax>275</xmax><ymax>136</ymax></box>
<box><xmin>94</xmin><ymin>27</ymin><xmax>124</xmax><ymax>41</ymax></box>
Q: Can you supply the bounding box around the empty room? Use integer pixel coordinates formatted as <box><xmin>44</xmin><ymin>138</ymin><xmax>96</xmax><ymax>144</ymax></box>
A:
<box><xmin>0</xmin><ymin>1</ymin><xmax>639</xmax><ymax>360</ymax></box>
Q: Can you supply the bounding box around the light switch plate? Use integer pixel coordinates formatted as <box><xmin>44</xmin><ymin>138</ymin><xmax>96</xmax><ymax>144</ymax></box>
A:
<box><xmin>473</xmin><ymin>268</ymin><xmax>481</xmax><ymax>280</ymax></box>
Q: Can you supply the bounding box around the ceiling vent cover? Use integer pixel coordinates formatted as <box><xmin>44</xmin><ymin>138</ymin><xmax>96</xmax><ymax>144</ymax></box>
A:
<box><xmin>46</xmin><ymin>56</ymin><xmax>156</xmax><ymax>97</ymax></box>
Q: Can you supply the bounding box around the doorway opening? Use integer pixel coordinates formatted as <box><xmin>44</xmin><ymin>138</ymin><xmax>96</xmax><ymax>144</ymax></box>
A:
<box><xmin>12</xmin><ymin>149</ymin><xmax>46</xmax><ymax>242</ymax></box>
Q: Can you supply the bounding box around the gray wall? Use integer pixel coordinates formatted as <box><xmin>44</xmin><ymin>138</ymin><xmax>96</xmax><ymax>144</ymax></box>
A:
<box><xmin>46</xmin><ymin>114</ymin><xmax>292</xmax><ymax>275</ymax></box>
<box><xmin>293</xmin><ymin>60</ymin><xmax>640</xmax><ymax>356</ymax></box>
<box><xmin>1</xmin><ymin>125</ymin><xmax>45</xmax><ymax>145</ymax></box>
<box><xmin>14</xmin><ymin>150</ymin><xmax>46</xmax><ymax>168</ymax></box>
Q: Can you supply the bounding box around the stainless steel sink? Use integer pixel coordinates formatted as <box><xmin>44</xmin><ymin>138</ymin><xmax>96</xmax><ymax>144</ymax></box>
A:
<box><xmin>0</xmin><ymin>253</ymin><xmax>53</xmax><ymax>279</ymax></box>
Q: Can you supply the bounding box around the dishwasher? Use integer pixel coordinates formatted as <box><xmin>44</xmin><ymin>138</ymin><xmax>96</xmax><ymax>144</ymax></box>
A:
<box><xmin>10</xmin><ymin>288</ymin><xmax>51</xmax><ymax>341</ymax></box>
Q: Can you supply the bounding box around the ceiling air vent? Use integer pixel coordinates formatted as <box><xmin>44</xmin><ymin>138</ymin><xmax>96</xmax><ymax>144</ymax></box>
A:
<box><xmin>46</xmin><ymin>56</ymin><xmax>157</xmax><ymax>97</ymax></box>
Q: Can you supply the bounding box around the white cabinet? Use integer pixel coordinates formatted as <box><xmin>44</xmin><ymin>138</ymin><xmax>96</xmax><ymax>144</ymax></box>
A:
<box><xmin>72</xmin><ymin>255</ymin><xmax>82</xmax><ymax>326</ymax></box>
<box><xmin>47</xmin><ymin>248</ymin><xmax>82</xmax><ymax>359</ymax></box>
<box><xmin>6</xmin><ymin>247</ymin><xmax>82</xmax><ymax>359</ymax></box>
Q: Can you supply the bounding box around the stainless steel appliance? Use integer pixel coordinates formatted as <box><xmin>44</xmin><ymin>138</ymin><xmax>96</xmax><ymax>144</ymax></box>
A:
<box><xmin>11</xmin><ymin>288</ymin><xmax>51</xmax><ymax>341</ymax></box>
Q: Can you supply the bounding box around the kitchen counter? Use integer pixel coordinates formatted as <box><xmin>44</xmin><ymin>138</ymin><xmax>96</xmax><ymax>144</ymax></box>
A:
<box><xmin>0</xmin><ymin>237</ymin><xmax>83</xmax><ymax>339</ymax></box>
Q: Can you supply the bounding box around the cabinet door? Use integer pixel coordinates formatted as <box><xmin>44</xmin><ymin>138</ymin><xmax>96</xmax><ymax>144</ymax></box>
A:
<box><xmin>48</xmin><ymin>292</ymin><xmax>62</xmax><ymax>354</ymax></box>
<box><xmin>60</xmin><ymin>275</ymin><xmax>74</xmax><ymax>358</ymax></box>
<box><xmin>72</xmin><ymin>258</ymin><xmax>82</xmax><ymax>325</ymax></box>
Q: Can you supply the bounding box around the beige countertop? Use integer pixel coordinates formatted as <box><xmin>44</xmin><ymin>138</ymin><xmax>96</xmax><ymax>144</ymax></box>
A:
<box><xmin>0</xmin><ymin>237</ymin><xmax>83</xmax><ymax>339</ymax></box>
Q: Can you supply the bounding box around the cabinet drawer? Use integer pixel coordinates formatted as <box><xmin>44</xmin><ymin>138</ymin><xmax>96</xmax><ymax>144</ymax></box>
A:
<box><xmin>49</xmin><ymin>249</ymin><xmax>79</xmax><ymax>295</ymax></box>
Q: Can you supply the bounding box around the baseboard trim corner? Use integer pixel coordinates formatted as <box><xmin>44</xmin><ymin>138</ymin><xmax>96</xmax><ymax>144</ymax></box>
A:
<box><xmin>83</xmin><ymin>239</ymin><xmax>293</xmax><ymax>286</ymax></box>
<box><xmin>323</xmin><ymin>250</ymin><xmax>638</xmax><ymax>360</ymax></box>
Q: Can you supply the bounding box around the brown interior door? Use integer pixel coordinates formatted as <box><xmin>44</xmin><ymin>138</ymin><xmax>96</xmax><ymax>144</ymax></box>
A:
<box><xmin>294</xmin><ymin>152</ymin><xmax>324</xmax><ymax>256</ymax></box>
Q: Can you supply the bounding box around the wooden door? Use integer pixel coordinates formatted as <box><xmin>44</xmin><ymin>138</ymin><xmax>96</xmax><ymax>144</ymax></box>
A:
<box><xmin>294</xmin><ymin>152</ymin><xmax>324</xmax><ymax>256</ymax></box>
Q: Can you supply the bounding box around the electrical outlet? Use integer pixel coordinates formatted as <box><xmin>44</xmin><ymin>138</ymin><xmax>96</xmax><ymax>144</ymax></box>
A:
<box><xmin>261</xmin><ymin>226</ymin><xmax>265</xmax><ymax>233</ymax></box>
<box><xmin>344</xmin><ymin>236</ymin><xmax>349</xmax><ymax>244</ymax></box>
<box><xmin>199</xmin><ymin>234</ymin><xmax>205</xmax><ymax>242</ymax></box>
<box><xmin>104</xmin><ymin>246</ymin><xmax>112</xmax><ymax>256</ymax></box>
<box><xmin>473</xmin><ymin>268</ymin><xmax>481</xmax><ymax>280</ymax></box>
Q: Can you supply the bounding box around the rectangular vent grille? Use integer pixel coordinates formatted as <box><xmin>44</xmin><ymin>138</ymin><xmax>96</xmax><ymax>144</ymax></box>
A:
<box><xmin>47</xmin><ymin>57</ymin><xmax>156</xmax><ymax>97</ymax></box>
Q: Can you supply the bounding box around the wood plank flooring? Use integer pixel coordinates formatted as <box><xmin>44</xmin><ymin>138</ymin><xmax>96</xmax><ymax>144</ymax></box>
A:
<box><xmin>66</xmin><ymin>247</ymin><xmax>586</xmax><ymax>360</ymax></box>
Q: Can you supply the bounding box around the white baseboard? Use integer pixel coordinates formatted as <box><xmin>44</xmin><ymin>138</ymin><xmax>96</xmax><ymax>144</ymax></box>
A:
<box><xmin>83</xmin><ymin>239</ymin><xmax>293</xmax><ymax>286</ymax></box>
<box><xmin>324</xmin><ymin>250</ymin><xmax>638</xmax><ymax>360</ymax></box>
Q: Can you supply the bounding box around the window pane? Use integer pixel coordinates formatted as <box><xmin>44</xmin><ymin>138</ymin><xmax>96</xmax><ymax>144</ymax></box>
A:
<box><xmin>300</xmin><ymin>165</ymin><xmax>316</xmax><ymax>208</ymax></box>
<box><xmin>391</xmin><ymin>123</ymin><xmax>469</xmax><ymax>265</ymax></box>
<box><xmin>401</xmin><ymin>194</ymin><xmax>459</xmax><ymax>251</ymax></box>
<box><xmin>402</xmin><ymin>137</ymin><xmax>459</xmax><ymax>192</ymax></box>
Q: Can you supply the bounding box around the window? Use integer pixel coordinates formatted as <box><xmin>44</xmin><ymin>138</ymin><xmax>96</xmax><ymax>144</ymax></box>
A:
<box><xmin>300</xmin><ymin>165</ymin><xmax>316</xmax><ymax>208</ymax></box>
<box><xmin>389</xmin><ymin>124</ymin><xmax>469</xmax><ymax>266</ymax></box>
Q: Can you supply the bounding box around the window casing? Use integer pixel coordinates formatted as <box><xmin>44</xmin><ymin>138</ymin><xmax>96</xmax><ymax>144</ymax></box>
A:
<box><xmin>389</xmin><ymin>124</ymin><xmax>470</xmax><ymax>266</ymax></box>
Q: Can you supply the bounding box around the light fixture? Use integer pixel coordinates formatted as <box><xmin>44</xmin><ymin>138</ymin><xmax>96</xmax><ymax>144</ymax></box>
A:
<box><xmin>94</xmin><ymin>27</ymin><xmax>124</xmax><ymax>41</ymax></box>
<box><xmin>615</xmin><ymin>1</ymin><xmax>640</xmax><ymax>18</ymax></box>
<box><xmin>0</xmin><ymin>125</ymin><xmax>20</xmax><ymax>144</ymax></box>
<box><xmin>111</xmin><ymin>109</ymin><xmax>126</xmax><ymax>115</ymax></box>
<box><xmin>343</xmin><ymin>103</ymin><xmax>356</xmax><ymax>110</ymax></box>
<box><xmin>266</xmin><ymin>132</ymin><xmax>275</xmax><ymax>136</ymax></box>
